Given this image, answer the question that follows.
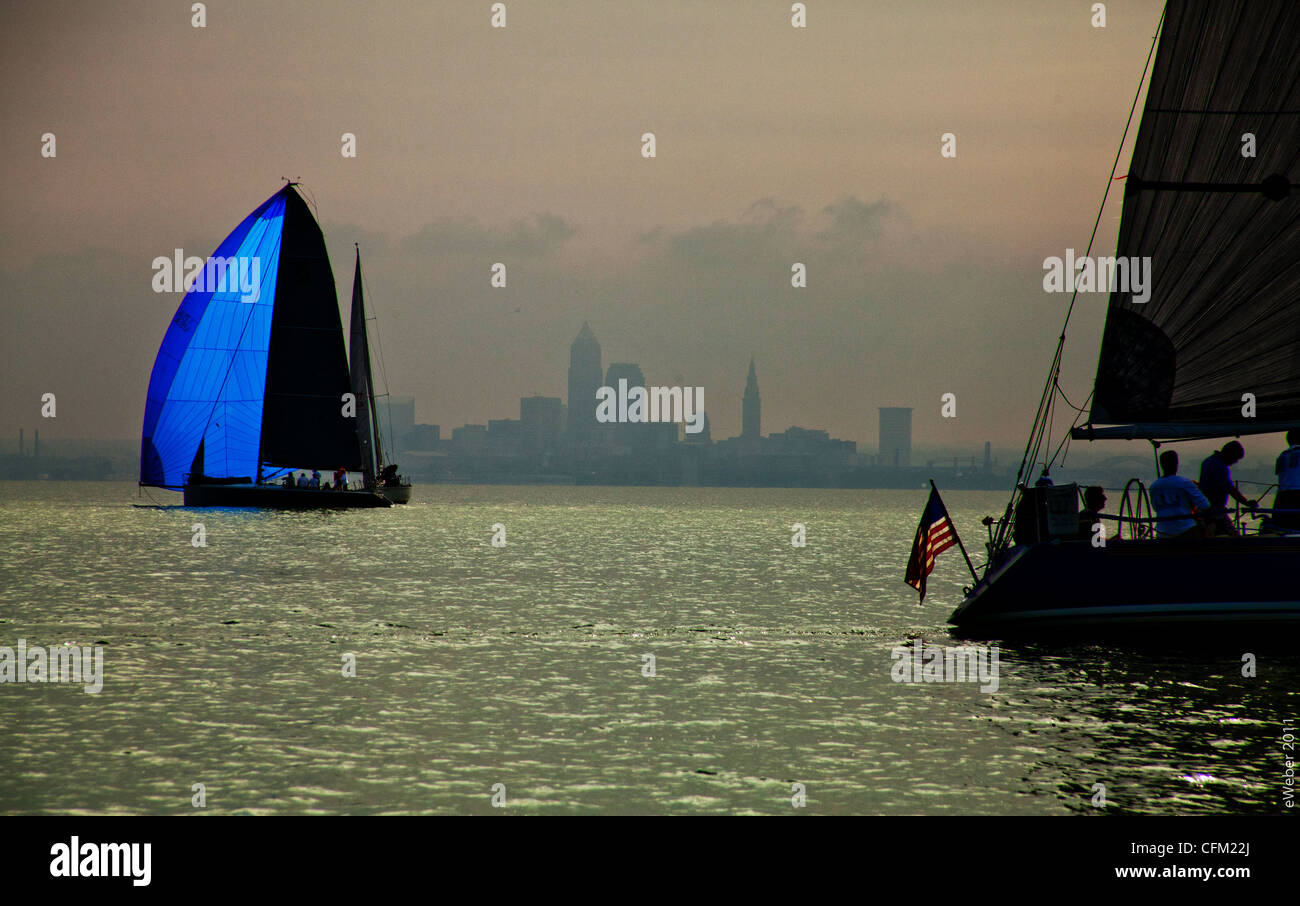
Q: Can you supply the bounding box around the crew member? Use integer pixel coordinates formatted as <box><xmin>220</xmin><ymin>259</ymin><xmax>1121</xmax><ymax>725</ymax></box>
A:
<box><xmin>1150</xmin><ymin>450</ymin><xmax>1210</xmax><ymax>538</ymax></box>
<box><xmin>1198</xmin><ymin>442</ymin><xmax>1256</xmax><ymax>536</ymax></box>
<box><xmin>1273</xmin><ymin>429</ymin><xmax>1300</xmax><ymax>531</ymax></box>
<box><xmin>1077</xmin><ymin>485</ymin><xmax>1108</xmax><ymax>539</ymax></box>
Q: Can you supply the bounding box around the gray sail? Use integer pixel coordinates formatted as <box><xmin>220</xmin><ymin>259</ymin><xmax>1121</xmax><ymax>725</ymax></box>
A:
<box><xmin>1079</xmin><ymin>0</ymin><xmax>1300</xmax><ymax>439</ymax></box>
<box><xmin>348</xmin><ymin>249</ymin><xmax>381</xmax><ymax>484</ymax></box>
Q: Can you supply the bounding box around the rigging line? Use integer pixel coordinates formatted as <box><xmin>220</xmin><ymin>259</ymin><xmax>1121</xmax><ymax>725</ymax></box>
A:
<box><xmin>1054</xmin><ymin>382</ymin><xmax>1091</xmax><ymax>415</ymax></box>
<box><xmin>1048</xmin><ymin>391</ymin><xmax>1087</xmax><ymax>467</ymax></box>
<box><xmin>994</xmin><ymin>5</ymin><xmax>1166</xmax><ymax>554</ymax></box>
<box><xmin>297</xmin><ymin>182</ymin><xmax>321</xmax><ymax>225</ymax></box>
<box><xmin>1044</xmin><ymin>377</ymin><xmax>1056</xmax><ymax>473</ymax></box>
<box><xmin>1046</xmin><ymin>386</ymin><xmax>1094</xmax><ymax>471</ymax></box>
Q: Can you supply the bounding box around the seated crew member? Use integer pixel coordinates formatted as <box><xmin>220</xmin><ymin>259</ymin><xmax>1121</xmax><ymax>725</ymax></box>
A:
<box><xmin>281</xmin><ymin>473</ymin><xmax>294</xmax><ymax>488</ymax></box>
<box><xmin>1273</xmin><ymin>429</ymin><xmax>1300</xmax><ymax>531</ymax></box>
<box><xmin>1149</xmin><ymin>450</ymin><xmax>1210</xmax><ymax>538</ymax></box>
<box><xmin>309</xmin><ymin>470</ymin><xmax>321</xmax><ymax>489</ymax></box>
<box><xmin>1077</xmin><ymin>485</ymin><xmax>1109</xmax><ymax>539</ymax></box>
<box><xmin>1198</xmin><ymin>441</ymin><xmax>1256</xmax><ymax>536</ymax></box>
<box><xmin>296</xmin><ymin>471</ymin><xmax>308</xmax><ymax>487</ymax></box>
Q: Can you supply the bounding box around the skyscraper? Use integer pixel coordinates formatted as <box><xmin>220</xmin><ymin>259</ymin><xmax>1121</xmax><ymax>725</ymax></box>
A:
<box><xmin>684</xmin><ymin>411</ymin><xmax>711</xmax><ymax>444</ymax></box>
<box><xmin>521</xmin><ymin>395</ymin><xmax>563</xmax><ymax>452</ymax></box>
<box><xmin>604</xmin><ymin>362</ymin><xmax>646</xmax><ymax>392</ymax></box>
<box><xmin>567</xmin><ymin>322</ymin><xmax>602</xmax><ymax>441</ymax></box>
<box><xmin>742</xmin><ymin>357</ymin><xmax>761</xmax><ymax>440</ymax></box>
<box><xmin>604</xmin><ymin>363</ymin><xmax>647</xmax><ymax>449</ymax></box>
<box><xmin>878</xmin><ymin>407</ymin><xmax>912</xmax><ymax>468</ymax></box>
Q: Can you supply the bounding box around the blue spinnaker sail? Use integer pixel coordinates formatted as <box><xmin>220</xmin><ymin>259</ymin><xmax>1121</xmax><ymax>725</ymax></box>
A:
<box><xmin>140</xmin><ymin>191</ymin><xmax>286</xmax><ymax>487</ymax></box>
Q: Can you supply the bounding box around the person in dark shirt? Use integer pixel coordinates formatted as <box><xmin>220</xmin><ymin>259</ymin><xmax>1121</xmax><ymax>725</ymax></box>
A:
<box><xmin>1198</xmin><ymin>442</ymin><xmax>1256</xmax><ymax>536</ymax></box>
<box><xmin>1077</xmin><ymin>485</ymin><xmax>1108</xmax><ymax>539</ymax></box>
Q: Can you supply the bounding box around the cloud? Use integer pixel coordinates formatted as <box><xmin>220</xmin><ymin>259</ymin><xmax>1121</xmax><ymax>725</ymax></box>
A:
<box><xmin>817</xmin><ymin>196</ymin><xmax>892</xmax><ymax>244</ymax></box>
<box><xmin>399</xmin><ymin>213</ymin><xmax>577</xmax><ymax>258</ymax></box>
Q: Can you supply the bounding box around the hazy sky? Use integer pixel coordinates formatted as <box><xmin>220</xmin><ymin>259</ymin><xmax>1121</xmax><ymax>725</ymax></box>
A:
<box><xmin>1</xmin><ymin>0</ymin><xmax>1168</xmax><ymax>455</ymax></box>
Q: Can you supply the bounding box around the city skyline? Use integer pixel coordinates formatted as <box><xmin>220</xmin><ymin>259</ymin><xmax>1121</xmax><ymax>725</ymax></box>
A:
<box><xmin>403</xmin><ymin>322</ymin><xmax>873</xmax><ymax>453</ymax></box>
<box><xmin>1</xmin><ymin>0</ymin><xmax>1171</xmax><ymax>456</ymax></box>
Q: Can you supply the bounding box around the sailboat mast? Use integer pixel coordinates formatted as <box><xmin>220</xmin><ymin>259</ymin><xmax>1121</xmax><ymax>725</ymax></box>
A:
<box><xmin>364</xmin><ymin>326</ymin><xmax>385</xmax><ymax>473</ymax></box>
<box><xmin>361</xmin><ymin>266</ymin><xmax>386</xmax><ymax>470</ymax></box>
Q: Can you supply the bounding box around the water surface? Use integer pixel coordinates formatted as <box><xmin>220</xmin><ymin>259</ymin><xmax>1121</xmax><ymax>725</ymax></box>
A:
<box><xmin>0</xmin><ymin>482</ymin><xmax>1292</xmax><ymax>815</ymax></box>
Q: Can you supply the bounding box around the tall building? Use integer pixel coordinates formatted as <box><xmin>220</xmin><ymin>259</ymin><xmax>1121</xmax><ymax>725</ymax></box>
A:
<box><xmin>878</xmin><ymin>407</ymin><xmax>912</xmax><ymax>468</ymax></box>
<box><xmin>741</xmin><ymin>357</ymin><xmax>761</xmax><ymax>440</ymax></box>
<box><xmin>604</xmin><ymin>362</ymin><xmax>645</xmax><ymax>392</ymax></box>
<box><xmin>603</xmin><ymin>363</ymin><xmax>647</xmax><ymax>449</ymax></box>
<box><xmin>451</xmin><ymin>424</ymin><xmax>488</xmax><ymax>453</ymax></box>
<box><xmin>406</xmin><ymin>424</ymin><xmax>440</xmax><ymax>450</ymax></box>
<box><xmin>520</xmin><ymin>395</ymin><xmax>563</xmax><ymax>452</ymax></box>
<box><xmin>567</xmin><ymin>322</ymin><xmax>603</xmax><ymax>441</ymax></box>
<box><xmin>487</xmin><ymin>418</ymin><xmax>523</xmax><ymax>452</ymax></box>
<box><xmin>684</xmin><ymin>411</ymin><xmax>711</xmax><ymax>444</ymax></box>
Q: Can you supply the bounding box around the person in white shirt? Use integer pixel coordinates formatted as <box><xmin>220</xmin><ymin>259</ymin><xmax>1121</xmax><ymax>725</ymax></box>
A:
<box><xmin>1148</xmin><ymin>450</ymin><xmax>1210</xmax><ymax>538</ymax></box>
<box><xmin>1272</xmin><ymin>429</ymin><xmax>1300</xmax><ymax>530</ymax></box>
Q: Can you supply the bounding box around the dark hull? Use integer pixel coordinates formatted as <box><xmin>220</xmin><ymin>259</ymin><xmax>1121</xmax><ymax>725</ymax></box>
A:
<box><xmin>949</xmin><ymin>536</ymin><xmax>1300</xmax><ymax>639</ymax></box>
<box><xmin>380</xmin><ymin>483</ymin><xmax>412</xmax><ymax>505</ymax></box>
<box><xmin>183</xmin><ymin>482</ymin><xmax>392</xmax><ymax>509</ymax></box>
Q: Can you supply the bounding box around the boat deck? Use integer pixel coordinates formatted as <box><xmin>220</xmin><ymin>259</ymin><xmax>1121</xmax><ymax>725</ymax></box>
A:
<box><xmin>183</xmin><ymin>482</ymin><xmax>392</xmax><ymax>509</ymax></box>
<box><xmin>949</xmin><ymin>535</ymin><xmax>1300</xmax><ymax>638</ymax></box>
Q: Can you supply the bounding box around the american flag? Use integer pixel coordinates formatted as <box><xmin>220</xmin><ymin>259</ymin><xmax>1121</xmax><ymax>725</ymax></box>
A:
<box><xmin>904</xmin><ymin>486</ymin><xmax>958</xmax><ymax>602</ymax></box>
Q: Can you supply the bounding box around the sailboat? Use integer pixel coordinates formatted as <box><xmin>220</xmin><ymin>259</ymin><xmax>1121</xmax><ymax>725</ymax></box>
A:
<box><xmin>139</xmin><ymin>183</ymin><xmax>408</xmax><ymax>509</ymax></box>
<box><xmin>348</xmin><ymin>247</ymin><xmax>412</xmax><ymax>504</ymax></box>
<box><xmin>949</xmin><ymin>0</ymin><xmax>1300</xmax><ymax>636</ymax></box>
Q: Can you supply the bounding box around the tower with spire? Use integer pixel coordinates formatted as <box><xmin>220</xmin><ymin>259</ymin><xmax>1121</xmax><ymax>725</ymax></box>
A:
<box><xmin>742</xmin><ymin>357</ymin><xmax>761</xmax><ymax>441</ymax></box>
<box><xmin>567</xmin><ymin>322</ymin><xmax>603</xmax><ymax>442</ymax></box>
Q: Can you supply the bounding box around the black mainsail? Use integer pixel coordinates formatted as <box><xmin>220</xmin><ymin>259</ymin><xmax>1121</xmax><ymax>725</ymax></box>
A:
<box><xmin>1078</xmin><ymin>0</ymin><xmax>1300</xmax><ymax>440</ymax></box>
<box><xmin>259</xmin><ymin>187</ymin><xmax>364</xmax><ymax>470</ymax></box>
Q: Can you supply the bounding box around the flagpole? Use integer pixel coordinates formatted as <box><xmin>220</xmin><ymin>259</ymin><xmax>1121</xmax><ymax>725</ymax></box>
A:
<box><xmin>932</xmin><ymin>479</ymin><xmax>980</xmax><ymax>587</ymax></box>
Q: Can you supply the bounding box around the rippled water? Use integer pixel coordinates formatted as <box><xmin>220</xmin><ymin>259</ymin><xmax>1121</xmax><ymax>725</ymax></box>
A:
<box><xmin>0</xmin><ymin>482</ymin><xmax>1294</xmax><ymax>814</ymax></box>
